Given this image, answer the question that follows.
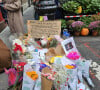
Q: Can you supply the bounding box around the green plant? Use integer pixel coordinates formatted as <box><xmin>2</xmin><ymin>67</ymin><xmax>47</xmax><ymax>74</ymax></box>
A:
<box><xmin>75</xmin><ymin>0</ymin><xmax>100</xmax><ymax>14</ymax></box>
<box><xmin>91</xmin><ymin>14</ymin><xmax>100</xmax><ymax>21</ymax></box>
<box><xmin>78</xmin><ymin>17</ymin><xmax>91</xmax><ymax>27</ymax></box>
<box><xmin>62</xmin><ymin>1</ymin><xmax>80</xmax><ymax>14</ymax></box>
<box><xmin>66</xmin><ymin>20</ymin><xmax>75</xmax><ymax>28</ymax></box>
<box><xmin>61</xmin><ymin>19</ymin><xmax>67</xmax><ymax>29</ymax></box>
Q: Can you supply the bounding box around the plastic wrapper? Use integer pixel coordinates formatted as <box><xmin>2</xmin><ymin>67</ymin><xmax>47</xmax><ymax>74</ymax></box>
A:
<box><xmin>77</xmin><ymin>69</ymin><xmax>83</xmax><ymax>83</ymax></box>
<box><xmin>60</xmin><ymin>83</ymin><xmax>69</xmax><ymax>90</ymax></box>
<box><xmin>77</xmin><ymin>83</ymin><xmax>85</xmax><ymax>90</ymax></box>
<box><xmin>68</xmin><ymin>68</ymin><xmax>78</xmax><ymax>90</ymax></box>
<box><xmin>22</xmin><ymin>64</ymin><xmax>41</xmax><ymax>90</ymax></box>
<box><xmin>82</xmin><ymin>61</ymin><xmax>94</xmax><ymax>87</ymax></box>
<box><xmin>77</xmin><ymin>61</ymin><xmax>84</xmax><ymax>83</ymax></box>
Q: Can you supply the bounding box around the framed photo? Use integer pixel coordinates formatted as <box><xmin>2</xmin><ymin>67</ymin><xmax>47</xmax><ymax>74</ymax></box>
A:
<box><xmin>61</xmin><ymin>37</ymin><xmax>79</xmax><ymax>55</ymax></box>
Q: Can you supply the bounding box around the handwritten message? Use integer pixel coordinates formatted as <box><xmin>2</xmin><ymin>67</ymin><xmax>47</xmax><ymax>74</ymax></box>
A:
<box><xmin>27</xmin><ymin>20</ymin><xmax>61</xmax><ymax>38</ymax></box>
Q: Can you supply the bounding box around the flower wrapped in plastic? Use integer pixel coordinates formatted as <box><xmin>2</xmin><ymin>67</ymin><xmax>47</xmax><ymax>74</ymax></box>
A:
<box><xmin>66</xmin><ymin>51</ymin><xmax>80</xmax><ymax>60</ymax></box>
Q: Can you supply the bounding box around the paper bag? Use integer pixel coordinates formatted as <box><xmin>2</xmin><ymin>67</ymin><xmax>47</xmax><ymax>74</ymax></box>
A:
<box><xmin>41</xmin><ymin>67</ymin><xmax>53</xmax><ymax>90</ymax></box>
<box><xmin>55</xmin><ymin>44</ymin><xmax>65</xmax><ymax>56</ymax></box>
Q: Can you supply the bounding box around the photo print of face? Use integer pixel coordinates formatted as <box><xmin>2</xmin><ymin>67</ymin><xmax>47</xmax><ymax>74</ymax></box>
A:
<box><xmin>65</xmin><ymin>42</ymin><xmax>73</xmax><ymax>51</ymax></box>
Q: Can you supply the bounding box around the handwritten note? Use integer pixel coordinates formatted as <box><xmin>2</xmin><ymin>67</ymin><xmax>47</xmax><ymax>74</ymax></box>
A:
<box><xmin>27</xmin><ymin>20</ymin><xmax>61</xmax><ymax>38</ymax></box>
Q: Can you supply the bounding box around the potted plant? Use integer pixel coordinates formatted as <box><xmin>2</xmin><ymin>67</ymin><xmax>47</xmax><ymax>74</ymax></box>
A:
<box><xmin>71</xmin><ymin>21</ymin><xmax>84</xmax><ymax>36</ymax></box>
<box><xmin>78</xmin><ymin>17</ymin><xmax>91</xmax><ymax>36</ymax></box>
<box><xmin>61</xmin><ymin>19</ymin><xmax>67</xmax><ymax>29</ymax></box>
<box><xmin>88</xmin><ymin>21</ymin><xmax>100</xmax><ymax>36</ymax></box>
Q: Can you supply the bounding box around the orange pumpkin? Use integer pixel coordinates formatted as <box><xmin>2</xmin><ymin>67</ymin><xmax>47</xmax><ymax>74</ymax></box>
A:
<box><xmin>81</xmin><ymin>28</ymin><xmax>89</xmax><ymax>36</ymax></box>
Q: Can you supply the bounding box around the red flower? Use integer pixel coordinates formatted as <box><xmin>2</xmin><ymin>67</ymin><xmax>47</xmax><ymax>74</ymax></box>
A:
<box><xmin>16</xmin><ymin>62</ymin><xmax>26</xmax><ymax>72</ymax></box>
<box><xmin>57</xmin><ymin>81</ymin><xmax>60</xmax><ymax>83</ymax></box>
<box><xmin>36</xmin><ymin>41</ymin><xmax>41</xmax><ymax>46</ymax></box>
<box><xmin>14</xmin><ymin>43</ymin><xmax>23</xmax><ymax>53</ymax></box>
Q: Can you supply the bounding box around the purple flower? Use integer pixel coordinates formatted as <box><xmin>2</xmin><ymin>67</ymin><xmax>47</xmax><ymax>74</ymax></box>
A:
<box><xmin>71</xmin><ymin>21</ymin><xmax>84</xmax><ymax>28</ymax></box>
<box><xmin>71</xmin><ymin>21</ymin><xmax>84</xmax><ymax>31</ymax></box>
<box><xmin>89</xmin><ymin>21</ymin><xmax>100</xmax><ymax>30</ymax></box>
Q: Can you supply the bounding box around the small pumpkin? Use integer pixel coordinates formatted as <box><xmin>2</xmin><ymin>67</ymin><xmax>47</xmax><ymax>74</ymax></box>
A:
<box><xmin>81</xmin><ymin>28</ymin><xmax>89</xmax><ymax>36</ymax></box>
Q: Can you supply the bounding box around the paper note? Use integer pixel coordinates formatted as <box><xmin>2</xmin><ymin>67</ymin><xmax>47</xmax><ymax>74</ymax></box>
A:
<box><xmin>44</xmin><ymin>16</ymin><xmax>48</xmax><ymax>21</ymax></box>
<box><xmin>27</xmin><ymin>20</ymin><xmax>61</xmax><ymax>38</ymax></box>
<box><xmin>39</xmin><ymin>16</ymin><xmax>44</xmax><ymax>21</ymax></box>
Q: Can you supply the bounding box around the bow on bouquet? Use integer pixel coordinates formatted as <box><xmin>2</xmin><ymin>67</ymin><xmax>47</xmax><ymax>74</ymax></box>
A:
<box><xmin>4</xmin><ymin>60</ymin><xmax>26</xmax><ymax>89</ymax></box>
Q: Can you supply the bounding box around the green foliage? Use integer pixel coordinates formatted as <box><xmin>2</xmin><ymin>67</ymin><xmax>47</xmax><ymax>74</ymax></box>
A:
<box><xmin>49</xmin><ymin>39</ymin><xmax>58</xmax><ymax>48</ymax></box>
<box><xmin>61</xmin><ymin>19</ymin><xmax>67</xmax><ymax>29</ymax></box>
<box><xmin>62</xmin><ymin>1</ymin><xmax>80</xmax><ymax>14</ymax></box>
<box><xmin>75</xmin><ymin>0</ymin><xmax>100</xmax><ymax>14</ymax></box>
<box><xmin>78</xmin><ymin>17</ymin><xmax>91</xmax><ymax>27</ymax></box>
<box><xmin>91</xmin><ymin>14</ymin><xmax>100</xmax><ymax>21</ymax></box>
<box><xmin>66</xmin><ymin>20</ymin><xmax>75</xmax><ymax>28</ymax></box>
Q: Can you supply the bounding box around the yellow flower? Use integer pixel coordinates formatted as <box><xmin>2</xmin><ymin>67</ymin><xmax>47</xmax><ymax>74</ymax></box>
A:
<box><xmin>47</xmin><ymin>38</ymin><xmax>52</xmax><ymax>41</ymax></box>
<box><xmin>65</xmin><ymin>65</ymin><xmax>74</xmax><ymax>69</ymax></box>
<box><xmin>56</xmin><ymin>56</ymin><xmax>62</xmax><ymax>58</ymax></box>
<box><xmin>49</xmin><ymin>56</ymin><xmax>62</xmax><ymax>64</ymax></box>
<box><xmin>50</xmin><ymin>57</ymin><xmax>55</xmax><ymax>63</ymax></box>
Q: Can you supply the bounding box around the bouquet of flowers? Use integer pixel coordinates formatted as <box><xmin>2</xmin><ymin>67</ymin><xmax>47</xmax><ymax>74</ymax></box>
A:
<box><xmin>4</xmin><ymin>60</ymin><xmax>26</xmax><ymax>89</ymax></box>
